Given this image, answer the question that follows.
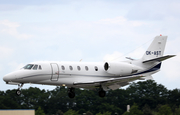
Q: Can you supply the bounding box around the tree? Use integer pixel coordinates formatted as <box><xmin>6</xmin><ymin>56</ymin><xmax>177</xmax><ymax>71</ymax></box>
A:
<box><xmin>96</xmin><ymin>103</ymin><xmax>122</xmax><ymax>114</ymax></box>
<box><xmin>168</xmin><ymin>89</ymin><xmax>180</xmax><ymax>108</ymax></box>
<box><xmin>86</xmin><ymin>111</ymin><xmax>93</xmax><ymax>115</ymax></box>
<box><xmin>174</xmin><ymin>106</ymin><xmax>180</xmax><ymax>115</ymax></box>
<box><xmin>123</xmin><ymin>103</ymin><xmax>143</xmax><ymax>115</ymax></box>
<box><xmin>142</xmin><ymin>104</ymin><xmax>152</xmax><ymax>115</ymax></box>
<box><xmin>157</xmin><ymin>105</ymin><xmax>172</xmax><ymax>115</ymax></box>
<box><xmin>2</xmin><ymin>81</ymin><xmax>180</xmax><ymax>115</ymax></box>
<box><xmin>96</xmin><ymin>111</ymin><xmax>111</xmax><ymax>115</ymax></box>
<box><xmin>126</xmin><ymin>80</ymin><xmax>168</xmax><ymax>109</ymax></box>
<box><xmin>64</xmin><ymin>109</ymin><xmax>79</xmax><ymax>115</ymax></box>
<box><xmin>106</xmin><ymin>89</ymin><xmax>129</xmax><ymax>113</ymax></box>
<box><xmin>35</xmin><ymin>107</ymin><xmax>45</xmax><ymax>115</ymax></box>
<box><xmin>56</xmin><ymin>110</ymin><xmax>64</xmax><ymax>115</ymax></box>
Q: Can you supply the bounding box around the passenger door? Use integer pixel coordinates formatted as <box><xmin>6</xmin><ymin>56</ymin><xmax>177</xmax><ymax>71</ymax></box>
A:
<box><xmin>50</xmin><ymin>63</ymin><xmax>59</xmax><ymax>81</ymax></box>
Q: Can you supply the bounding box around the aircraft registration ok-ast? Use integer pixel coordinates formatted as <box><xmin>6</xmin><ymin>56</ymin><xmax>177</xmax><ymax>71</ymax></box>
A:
<box><xmin>3</xmin><ymin>35</ymin><xmax>175</xmax><ymax>98</ymax></box>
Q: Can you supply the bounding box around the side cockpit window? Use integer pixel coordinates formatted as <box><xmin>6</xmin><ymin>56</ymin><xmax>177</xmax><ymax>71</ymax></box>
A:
<box><xmin>24</xmin><ymin>64</ymin><xmax>34</xmax><ymax>69</ymax></box>
<box><xmin>39</xmin><ymin>65</ymin><xmax>42</xmax><ymax>70</ymax></box>
<box><xmin>33</xmin><ymin>65</ymin><xmax>38</xmax><ymax>70</ymax></box>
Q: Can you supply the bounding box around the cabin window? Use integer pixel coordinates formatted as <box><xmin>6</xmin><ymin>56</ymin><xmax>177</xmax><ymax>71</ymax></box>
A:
<box><xmin>33</xmin><ymin>65</ymin><xmax>38</xmax><ymax>70</ymax></box>
<box><xmin>39</xmin><ymin>65</ymin><xmax>42</xmax><ymax>70</ymax></box>
<box><xmin>95</xmin><ymin>66</ymin><xmax>98</xmax><ymax>71</ymax></box>
<box><xmin>85</xmin><ymin>66</ymin><xmax>88</xmax><ymax>71</ymax></box>
<box><xmin>61</xmin><ymin>65</ymin><xmax>65</xmax><ymax>70</ymax></box>
<box><xmin>23</xmin><ymin>64</ymin><xmax>34</xmax><ymax>69</ymax></box>
<box><xmin>69</xmin><ymin>66</ymin><xmax>73</xmax><ymax>70</ymax></box>
<box><xmin>77</xmin><ymin>66</ymin><xmax>81</xmax><ymax>71</ymax></box>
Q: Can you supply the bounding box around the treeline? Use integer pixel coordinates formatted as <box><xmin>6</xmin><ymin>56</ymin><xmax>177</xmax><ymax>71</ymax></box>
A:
<box><xmin>0</xmin><ymin>80</ymin><xmax>180</xmax><ymax>115</ymax></box>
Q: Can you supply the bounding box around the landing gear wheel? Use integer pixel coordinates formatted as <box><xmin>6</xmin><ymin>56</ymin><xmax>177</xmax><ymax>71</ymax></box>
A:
<box><xmin>68</xmin><ymin>92</ymin><xmax>75</xmax><ymax>98</ymax></box>
<box><xmin>16</xmin><ymin>83</ymin><xmax>23</xmax><ymax>96</ymax></box>
<box><xmin>99</xmin><ymin>90</ymin><xmax>106</xmax><ymax>97</ymax></box>
<box><xmin>16</xmin><ymin>90</ymin><xmax>21</xmax><ymax>96</ymax></box>
<box><xmin>68</xmin><ymin>88</ymin><xmax>75</xmax><ymax>98</ymax></box>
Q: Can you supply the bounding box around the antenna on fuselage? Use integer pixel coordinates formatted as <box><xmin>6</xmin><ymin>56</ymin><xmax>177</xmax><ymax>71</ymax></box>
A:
<box><xmin>125</xmin><ymin>57</ymin><xmax>134</xmax><ymax>60</ymax></box>
<box><xmin>79</xmin><ymin>59</ymin><xmax>83</xmax><ymax>62</ymax></box>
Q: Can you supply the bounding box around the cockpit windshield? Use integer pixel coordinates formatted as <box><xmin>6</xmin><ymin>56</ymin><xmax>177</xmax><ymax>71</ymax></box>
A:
<box><xmin>23</xmin><ymin>64</ymin><xmax>42</xmax><ymax>70</ymax></box>
<box><xmin>23</xmin><ymin>64</ymin><xmax>34</xmax><ymax>69</ymax></box>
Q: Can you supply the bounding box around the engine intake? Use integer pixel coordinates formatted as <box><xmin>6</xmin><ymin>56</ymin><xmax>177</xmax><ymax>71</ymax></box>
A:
<box><xmin>104</xmin><ymin>62</ymin><xmax>109</xmax><ymax>71</ymax></box>
<box><xmin>104</xmin><ymin>62</ymin><xmax>140</xmax><ymax>76</ymax></box>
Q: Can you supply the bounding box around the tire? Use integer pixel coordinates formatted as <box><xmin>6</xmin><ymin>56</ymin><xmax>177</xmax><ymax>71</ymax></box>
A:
<box><xmin>16</xmin><ymin>90</ymin><xmax>21</xmax><ymax>96</ymax></box>
<box><xmin>68</xmin><ymin>92</ymin><xmax>75</xmax><ymax>98</ymax></box>
<box><xmin>99</xmin><ymin>90</ymin><xmax>106</xmax><ymax>97</ymax></box>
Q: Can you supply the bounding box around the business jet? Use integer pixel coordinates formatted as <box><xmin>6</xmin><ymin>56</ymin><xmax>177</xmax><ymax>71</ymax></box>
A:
<box><xmin>3</xmin><ymin>35</ymin><xmax>175</xmax><ymax>98</ymax></box>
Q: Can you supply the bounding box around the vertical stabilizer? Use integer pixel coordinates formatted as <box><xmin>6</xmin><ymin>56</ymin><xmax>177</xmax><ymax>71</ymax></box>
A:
<box><xmin>142</xmin><ymin>36</ymin><xmax>167</xmax><ymax>62</ymax></box>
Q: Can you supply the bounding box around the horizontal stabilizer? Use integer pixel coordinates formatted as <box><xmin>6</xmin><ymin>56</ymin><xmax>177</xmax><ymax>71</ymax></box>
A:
<box><xmin>143</xmin><ymin>55</ymin><xmax>176</xmax><ymax>63</ymax></box>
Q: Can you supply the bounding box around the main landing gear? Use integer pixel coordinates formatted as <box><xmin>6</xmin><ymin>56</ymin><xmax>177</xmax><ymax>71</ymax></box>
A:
<box><xmin>68</xmin><ymin>87</ymin><xmax>75</xmax><ymax>98</ymax></box>
<box><xmin>67</xmin><ymin>87</ymin><xmax>106</xmax><ymax>98</ymax></box>
<box><xmin>98</xmin><ymin>88</ymin><xmax>106</xmax><ymax>98</ymax></box>
<box><xmin>16</xmin><ymin>83</ymin><xmax>24</xmax><ymax>96</ymax></box>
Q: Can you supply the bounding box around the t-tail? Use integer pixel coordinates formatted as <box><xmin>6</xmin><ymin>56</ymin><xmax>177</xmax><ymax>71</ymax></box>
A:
<box><xmin>142</xmin><ymin>35</ymin><xmax>175</xmax><ymax>64</ymax></box>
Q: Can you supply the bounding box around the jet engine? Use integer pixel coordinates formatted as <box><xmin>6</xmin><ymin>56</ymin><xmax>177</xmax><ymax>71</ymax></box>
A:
<box><xmin>104</xmin><ymin>62</ymin><xmax>139</xmax><ymax>76</ymax></box>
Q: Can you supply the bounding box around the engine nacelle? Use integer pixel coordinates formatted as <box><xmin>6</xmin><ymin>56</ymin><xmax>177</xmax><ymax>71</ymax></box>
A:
<box><xmin>104</xmin><ymin>62</ymin><xmax>139</xmax><ymax>76</ymax></box>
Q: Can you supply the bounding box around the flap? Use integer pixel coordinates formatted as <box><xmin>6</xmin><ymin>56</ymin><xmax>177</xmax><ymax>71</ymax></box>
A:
<box><xmin>139</xmin><ymin>76</ymin><xmax>153</xmax><ymax>80</ymax></box>
<box><xmin>73</xmin><ymin>75</ymin><xmax>145</xmax><ymax>90</ymax></box>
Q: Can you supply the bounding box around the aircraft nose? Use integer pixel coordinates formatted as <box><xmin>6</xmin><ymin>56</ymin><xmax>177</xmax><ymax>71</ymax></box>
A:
<box><xmin>3</xmin><ymin>73</ymin><xmax>15</xmax><ymax>82</ymax></box>
<box><xmin>3</xmin><ymin>74</ymin><xmax>10</xmax><ymax>82</ymax></box>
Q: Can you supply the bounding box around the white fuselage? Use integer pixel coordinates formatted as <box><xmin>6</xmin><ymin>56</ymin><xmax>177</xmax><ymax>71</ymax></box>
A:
<box><xmin>3</xmin><ymin>60</ymin><xmax>159</xmax><ymax>89</ymax></box>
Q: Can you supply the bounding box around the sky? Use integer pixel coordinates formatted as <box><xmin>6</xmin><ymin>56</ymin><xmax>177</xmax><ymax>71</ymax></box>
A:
<box><xmin>0</xmin><ymin>0</ymin><xmax>180</xmax><ymax>91</ymax></box>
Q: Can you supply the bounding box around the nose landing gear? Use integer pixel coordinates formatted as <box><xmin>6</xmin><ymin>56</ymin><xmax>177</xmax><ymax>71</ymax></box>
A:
<box><xmin>16</xmin><ymin>83</ymin><xmax>24</xmax><ymax>96</ymax></box>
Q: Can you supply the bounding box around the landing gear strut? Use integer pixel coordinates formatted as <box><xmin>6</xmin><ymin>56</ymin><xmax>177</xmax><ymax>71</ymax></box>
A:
<box><xmin>68</xmin><ymin>88</ymin><xmax>75</xmax><ymax>98</ymax></box>
<box><xmin>16</xmin><ymin>83</ymin><xmax>23</xmax><ymax>96</ymax></box>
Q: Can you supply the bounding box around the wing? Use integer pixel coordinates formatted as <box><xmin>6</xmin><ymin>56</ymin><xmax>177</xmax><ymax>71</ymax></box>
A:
<box><xmin>139</xmin><ymin>75</ymin><xmax>153</xmax><ymax>80</ymax></box>
<box><xmin>73</xmin><ymin>75</ymin><xmax>146</xmax><ymax>90</ymax></box>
